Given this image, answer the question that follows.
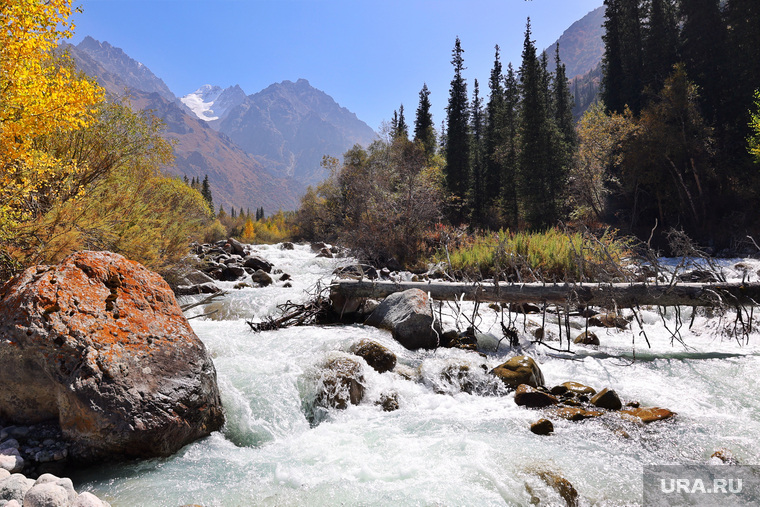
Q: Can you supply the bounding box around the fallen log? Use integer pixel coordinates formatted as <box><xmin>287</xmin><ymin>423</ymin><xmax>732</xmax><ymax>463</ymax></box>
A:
<box><xmin>331</xmin><ymin>280</ymin><xmax>760</xmax><ymax>308</ymax></box>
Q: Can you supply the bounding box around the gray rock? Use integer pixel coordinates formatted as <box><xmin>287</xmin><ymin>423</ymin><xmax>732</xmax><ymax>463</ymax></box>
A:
<box><xmin>226</xmin><ymin>237</ymin><xmax>246</xmax><ymax>257</ymax></box>
<box><xmin>243</xmin><ymin>256</ymin><xmax>272</xmax><ymax>273</ymax></box>
<box><xmin>250</xmin><ymin>270</ymin><xmax>273</xmax><ymax>287</ymax></box>
<box><xmin>0</xmin><ymin>469</ymin><xmax>9</xmax><ymax>480</ymax></box>
<box><xmin>34</xmin><ymin>475</ymin><xmax>77</xmax><ymax>505</ymax></box>
<box><xmin>73</xmin><ymin>492</ymin><xmax>107</xmax><ymax>507</ymax></box>
<box><xmin>219</xmin><ymin>265</ymin><xmax>247</xmax><ymax>281</ymax></box>
<box><xmin>5</xmin><ymin>429</ymin><xmax>27</xmax><ymax>440</ymax></box>
<box><xmin>169</xmin><ymin>268</ymin><xmax>215</xmax><ymax>287</ymax></box>
<box><xmin>0</xmin><ymin>441</ymin><xmax>18</xmax><ymax>451</ymax></box>
<box><xmin>364</xmin><ymin>289</ymin><xmax>436</xmax><ymax>350</ymax></box>
<box><xmin>22</xmin><ymin>482</ymin><xmax>69</xmax><ymax>507</ymax></box>
<box><xmin>0</xmin><ymin>474</ymin><xmax>33</xmax><ymax>503</ymax></box>
<box><xmin>5</xmin><ymin>500</ymin><xmax>22</xmax><ymax>507</ymax></box>
<box><xmin>174</xmin><ymin>282</ymin><xmax>221</xmax><ymax>296</ymax></box>
<box><xmin>0</xmin><ymin>449</ymin><xmax>23</xmax><ymax>474</ymax></box>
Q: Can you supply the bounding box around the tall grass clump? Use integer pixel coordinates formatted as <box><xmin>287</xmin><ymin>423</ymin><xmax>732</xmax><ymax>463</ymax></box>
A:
<box><xmin>436</xmin><ymin>227</ymin><xmax>633</xmax><ymax>282</ymax></box>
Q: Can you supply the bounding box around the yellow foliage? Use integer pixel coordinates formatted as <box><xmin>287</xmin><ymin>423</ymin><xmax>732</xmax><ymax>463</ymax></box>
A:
<box><xmin>242</xmin><ymin>218</ymin><xmax>256</xmax><ymax>242</ymax></box>
<box><xmin>750</xmin><ymin>90</ymin><xmax>760</xmax><ymax>164</ymax></box>
<box><xmin>0</xmin><ymin>0</ymin><xmax>104</xmax><ymax>233</ymax></box>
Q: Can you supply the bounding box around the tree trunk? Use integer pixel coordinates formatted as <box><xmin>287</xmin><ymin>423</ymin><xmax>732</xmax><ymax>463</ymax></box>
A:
<box><xmin>332</xmin><ymin>279</ymin><xmax>760</xmax><ymax>308</ymax></box>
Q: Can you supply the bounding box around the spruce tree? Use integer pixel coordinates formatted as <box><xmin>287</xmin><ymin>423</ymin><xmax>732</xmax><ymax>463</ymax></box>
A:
<box><xmin>553</xmin><ymin>44</ymin><xmax>576</xmax><ymax>149</ymax></box>
<box><xmin>201</xmin><ymin>174</ymin><xmax>214</xmax><ymax>214</ymax></box>
<box><xmin>500</xmin><ymin>63</ymin><xmax>520</xmax><ymax>229</ymax></box>
<box><xmin>602</xmin><ymin>0</ymin><xmax>625</xmax><ymax>114</ymax></box>
<box><xmin>679</xmin><ymin>0</ymin><xmax>727</xmax><ymax>126</ymax></box>
<box><xmin>642</xmin><ymin>0</ymin><xmax>679</xmax><ymax>100</ymax></box>
<box><xmin>445</xmin><ymin>36</ymin><xmax>470</xmax><ymax>219</ymax></box>
<box><xmin>468</xmin><ymin>79</ymin><xmax>486</xmax><ymax>225</ymax></box>
<box><xmin>602</xmin><ymin>0</ymin><xmax>644</xmax><ymax>114</ymax></box>
<box><xmin>484</xmin><ymin>45</ymin><xmax>505</xmax><ymax>212</ymax></box>
<box><xmin>414</xmin><ymin>83</ymin><xmax>436</xmax><ymax>158</ymax></box>
<box><xmin>518</xmin><ymin>18</ymin><xmax>553</xmax><ymax>229</ymax></box>
<box><xmin>619</xmin><ymin>0</ymin><xmax>643</xmax><ymax>114</ymax></box>
<box><xmin>396</xmin><ymin>104</ymin><xmax>409</xmax><ymax>140</ymax></box>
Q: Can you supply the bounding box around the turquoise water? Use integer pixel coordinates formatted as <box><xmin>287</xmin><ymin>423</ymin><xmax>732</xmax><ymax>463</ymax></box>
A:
<box><xmin>74</xmin><ymin>245</ymin><xmax>760</xmax><ymax>506</ymax></box>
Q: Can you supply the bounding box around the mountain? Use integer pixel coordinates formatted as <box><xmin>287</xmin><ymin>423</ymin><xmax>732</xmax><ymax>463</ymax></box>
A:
<box><xmin>180</xmin><ymin>84</ymin><xmax>247</xmax><ymax>123</ymax></box>
<box><xmin>541</xmin><ymin>6</ymin><xmax>605</xmax><ymax>119</ymax></box>
<box><xmin>75</xmin><ymin>36</ymin><xmax>176</xmax><ymax>102</ymax></box>
<box><xmin>545</xmin><ymin>6</ymin><xmax>605</xmax><ymax>80</ymax></box>
<box><xmin>216</xmin><ymin>79</ymin><xmax>378</xmax><ymax>185</ymax></box>
<box><xmin>127</xmin><ymin>90</ymin><xmax>301</xmax><ymax>213</ymax></box>
<box><xmin>66</xmin><ymin>38</ymin><xmax>302</xmax><ymax>213</ymax></box>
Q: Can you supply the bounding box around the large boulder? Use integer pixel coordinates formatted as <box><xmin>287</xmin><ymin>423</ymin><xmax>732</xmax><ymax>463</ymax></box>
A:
<box><xmin>0</xmin><ymin>251</ymin><xmax>224</xmax><ymax>462</ymax></box>
<box><xmin>491</xmin><ymin>356</ymin><xmax>545</xmax><ymax>389</ymax></box>
<box><xmin>364</xmin><ymin>289</ymin><xmax>436</xmax><ymax>350</ymax></box>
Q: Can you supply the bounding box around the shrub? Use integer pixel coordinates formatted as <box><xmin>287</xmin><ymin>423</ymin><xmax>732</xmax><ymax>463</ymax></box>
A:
<box><xmin>436</xmin><ymin>228</ymin><xmax>633</xmax><ymax>282</ymax></box>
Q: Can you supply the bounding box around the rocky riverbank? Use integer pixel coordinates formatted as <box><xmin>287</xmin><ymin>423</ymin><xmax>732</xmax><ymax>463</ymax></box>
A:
<box><xmin>0</xmin><ymin>467</ymin><xmax>109</xmax><ymax>507</ymax></box>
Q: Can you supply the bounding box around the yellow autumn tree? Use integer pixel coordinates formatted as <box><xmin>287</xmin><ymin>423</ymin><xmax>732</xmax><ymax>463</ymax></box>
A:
<box><xmin>0</xmin><ymin>0</ymin><xmax>104</xmax><ymax>239</ymax></box>
<box><xmin>241</xmin><ymin>217</ymin><xmax>256</xmax><ymax>243</ymax></box>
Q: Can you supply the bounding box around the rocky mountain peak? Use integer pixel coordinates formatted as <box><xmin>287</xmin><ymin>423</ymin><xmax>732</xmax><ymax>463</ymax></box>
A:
<box><xmin>76</xmin><ymin>36</ymin><xmax>176</xmax><ymax>102</ymax></box>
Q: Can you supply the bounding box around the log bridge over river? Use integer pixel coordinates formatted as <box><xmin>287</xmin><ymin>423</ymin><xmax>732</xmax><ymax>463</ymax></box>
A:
<box><xmin>331</xmin><ymin>279</ymin><xmax>760</xmax><ymax>308</ymax></box>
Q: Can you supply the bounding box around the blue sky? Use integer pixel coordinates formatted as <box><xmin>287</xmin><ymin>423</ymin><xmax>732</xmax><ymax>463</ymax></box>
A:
<box><xmin>70</xmin><ymin>0</ymin><xmax>604</xmax><ymax>132</ymax></box>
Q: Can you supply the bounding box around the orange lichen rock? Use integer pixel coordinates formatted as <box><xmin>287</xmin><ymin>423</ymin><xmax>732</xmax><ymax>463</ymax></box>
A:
<box><xmin>0</xmin><ymin>251</ymin><xmax>224</xmax><ymax>462</ymax></box>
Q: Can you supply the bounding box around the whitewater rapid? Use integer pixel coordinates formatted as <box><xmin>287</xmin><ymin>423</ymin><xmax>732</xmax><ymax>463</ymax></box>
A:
<box><xmin>74</xmin><ymin>244</ymin><xmax>760</xmax><ymax>506</ymax></box>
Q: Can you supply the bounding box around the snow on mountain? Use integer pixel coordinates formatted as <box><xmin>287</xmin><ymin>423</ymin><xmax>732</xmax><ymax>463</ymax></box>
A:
<box><xmin>180</xmin><ymin>84</ymin><xmax>246</xmax><ymax>122</ymax></box>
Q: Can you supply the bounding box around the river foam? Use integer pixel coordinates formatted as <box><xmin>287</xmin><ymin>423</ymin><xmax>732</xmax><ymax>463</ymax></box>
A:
<box><xmin>74</xmin><ymin>244</ymin><xmax>760</xmax><ymax>506</ymax></box>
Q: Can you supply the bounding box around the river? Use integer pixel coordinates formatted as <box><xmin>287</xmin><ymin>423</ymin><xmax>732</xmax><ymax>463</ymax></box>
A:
<box><xmin>74</xmin><ymin>243</ymin><xmax>760</xmax><ymax>506</ymax></box>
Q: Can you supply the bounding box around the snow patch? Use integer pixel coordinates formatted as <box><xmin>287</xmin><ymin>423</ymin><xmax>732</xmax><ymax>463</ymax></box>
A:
<box><xmin>181</xmin><ymin>84</ymin><xmax>224</xmax><ymax>121</ymax></box>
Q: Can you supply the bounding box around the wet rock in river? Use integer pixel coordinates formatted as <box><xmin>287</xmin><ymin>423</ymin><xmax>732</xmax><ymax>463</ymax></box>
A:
<box><xmin>530</xmin><ymin>418</ymin><xmax>554</xmax><ymax>435</ymax></box>
<box><xmin>550</xmin><ymin>407</ymin><xmax>603</xmax><ymax>421</ymax></box>
<box><xmin>350</xmin><ymin>340</ymin><xmax>397</xmax><ymax>373</ymax></box>
<box><xmin>315</xmin><ymin>357</ymin><xmax>365</xmax><ymax>410</ymax></box>
<box><xmin>573</xmin><ymin>331</ymin><xmax>600</xmax><ymax>346</ymax></box>
<box><xmin>514</xmin><ymin>385</ymin><xmax>559</xmax><ymax>408</ymax></box>
<box><xmin>219</xmin><ymin>265</ymin><xmax>247</xmax><ymax>281</ymax></box>
<box><xmin>364</xmin><ymin>289</ymin><xmax>436</xmax><ymax>350</ymax></box>
<box><xmin>377</xmin><ymin>392</ymin><xmax>400</xmax><ymax>412</ymax></box>
<box><xmin>588</xmin><ymin>312</ymin><xmax>630</xmax><ymax>329</ymax></box>
<box><xmin>590</xmin><ymin>388</ymin><xmax>623</xmax><ymax>410</ymax></box>
<box><xmin>620</xmin><ymin>406</ymin><xmax>675</xmax><ymax>424</ymax></box>
<box><xmin>490</xmin><ymin>356</ymin><xmax>545</xmax><ymax>389</ymax></box>
<box><xmin>251</xmin><ymin>269</ymin><xmax>274</xmax><ymax>287</ymax></box>
<box><xmin>559</xmin><ymin>381</ymin><xmax>597</xmax><ymax>396</ymax></box>
<box><xmin>243</xmin><ymin>255</ymin><xmax>272</xmax><ymax>273</ymax></box>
